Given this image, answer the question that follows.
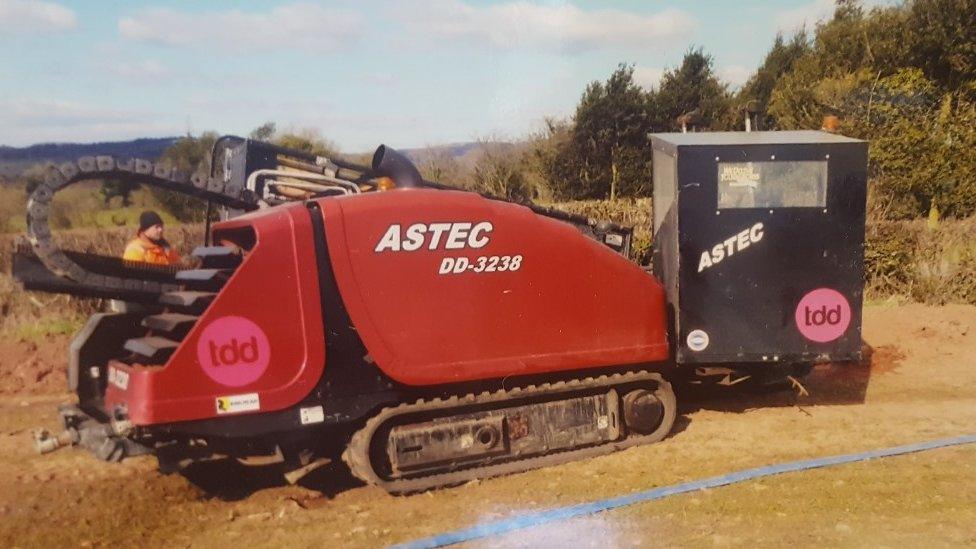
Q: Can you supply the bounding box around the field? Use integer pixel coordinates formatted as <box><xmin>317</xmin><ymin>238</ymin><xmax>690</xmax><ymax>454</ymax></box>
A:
<box><xmin>0</xmin><ymin>303</ymin><xmax>973</xmax><ymax>547</ymax></box>
<box><xmin>1</xmin><ymin>192</ymin><xmax>974</xmax><ymax>547</ymax></box>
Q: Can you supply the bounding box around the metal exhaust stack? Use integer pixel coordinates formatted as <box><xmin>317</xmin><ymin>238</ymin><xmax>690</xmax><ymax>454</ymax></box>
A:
<box><xmin>743</xmin><ymin>100</ymin><xmax>760</xmax><ymax>132</ymax></box>
<box><xmin>372</xmin><ymin>145</ymin><xmax>424</xmax><ymax>188</ymax></box>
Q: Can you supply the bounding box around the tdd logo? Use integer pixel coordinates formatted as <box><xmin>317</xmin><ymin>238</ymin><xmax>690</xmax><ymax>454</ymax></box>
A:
<box><xmin>196</xmin><ymin>316</ymin><xmax>271</xmax><ymax>387</ymax></box>
<box><xmin>795</xmin><ymin>288</ymin><xmax>851</xmax><ymax>342</ymax></box>
<box><xmin>804</xmin><ymin>305</ymin><xmax>842</xmax><ymax>326</ymax></box>
<box><xmin>208</xmin><ymin>337</ymin><xmax>259</xmax><ymax>366</ymax></box>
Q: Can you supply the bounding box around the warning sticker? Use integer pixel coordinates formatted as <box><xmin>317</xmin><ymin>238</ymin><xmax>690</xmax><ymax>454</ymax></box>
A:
<box><xmin>299</xmin><ymin>405</ymin><xmax>325</xmax><ymax>425</ymax></box>
<box><xmin>108</xmin><ymin>366</ymin><xmax>129</xmax><ymax>390</ymax></box>
<box><xmin>215</xmin><ymin>393</ymin><xmax>260</xmax><ymax>415</ymax></box>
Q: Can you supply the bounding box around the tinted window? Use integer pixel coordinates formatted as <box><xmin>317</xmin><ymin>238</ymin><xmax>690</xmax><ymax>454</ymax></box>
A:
<box><xmin>717</xmin><ymin>160</ymin><xmax>827</xmax><ymax>209</ymax></box>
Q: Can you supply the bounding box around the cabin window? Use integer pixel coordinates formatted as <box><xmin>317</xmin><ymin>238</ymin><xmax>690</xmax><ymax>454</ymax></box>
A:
<box><xmin>717</xmin><ymin>160</ymin><xmax>827</xmax><ymax>209</ymax></box>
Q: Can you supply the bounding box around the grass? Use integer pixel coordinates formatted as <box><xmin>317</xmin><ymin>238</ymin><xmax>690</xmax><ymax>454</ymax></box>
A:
<box><xmin>0</xmin><ymin>185</ymin><xmax>27</xmax><ymax>233</ymax></box>
<box><xmin>0</xmin><ymin>272</ymin><xmax>91</xmax><ymax>339</ymax></box>
<box><xmin>487</xmin><ymin>444</ymin><xmax>976</xmax><ymax>547</ymax></box>
<box><xmin>64</xmin><ymin>204</ymin><xmax>180</xmax><ymax>231</ymax></box>
<box><xmin>12</xmin><ymin>317</ymin><xmax>85</xmax><ymax>342</ymax></box>
<box><xmin>0</xmin><ymin>182</ymin><xmax>177</xmax><ymax>234</ymax></box>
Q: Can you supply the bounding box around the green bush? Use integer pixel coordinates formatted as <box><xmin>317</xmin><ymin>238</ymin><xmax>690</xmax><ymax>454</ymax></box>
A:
<box><xmin>865</xmin><ymin>216</ymin><xmax>976</xmax><ymax>304</ymax></box>
<box><xmin>864</xmin><ymin>219</ymin><xmax>918</xmax><ymax>294</ymax></box>
<box><xmin>545</xmin><ymin>198</ymin><xmax>652</xmax><ymax>260</ymax></box>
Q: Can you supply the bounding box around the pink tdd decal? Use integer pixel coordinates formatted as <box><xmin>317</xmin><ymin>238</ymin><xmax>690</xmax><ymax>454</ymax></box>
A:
<box><xmin>196</xmin><ymin>316</ymin><xmax>271</xmax><ymax>387</ymax></box>
<box><xmin>795</xmin><ymin>288</ymin><xmax>851</xmax><ymax>342</ymax></box>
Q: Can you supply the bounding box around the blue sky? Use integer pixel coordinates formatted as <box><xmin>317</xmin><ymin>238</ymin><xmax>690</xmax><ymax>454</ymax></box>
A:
<box><xmin>0</xmin><ymin>0</ymin><xmax>894</xmax><ymax>151</ymax></box>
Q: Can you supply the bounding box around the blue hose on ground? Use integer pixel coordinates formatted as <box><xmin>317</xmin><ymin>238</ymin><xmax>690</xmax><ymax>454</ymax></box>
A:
<box><xmin>392</xmin><ymin>433</ymin><xmax>976</xmax><ymax>549</ymax></box>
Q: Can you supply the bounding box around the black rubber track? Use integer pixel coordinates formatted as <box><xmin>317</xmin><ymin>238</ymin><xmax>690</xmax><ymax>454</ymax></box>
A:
<box><xmin>341</xmin><ymin>370</ymin><xmax>676</xmax><ymax>494</ymax></box>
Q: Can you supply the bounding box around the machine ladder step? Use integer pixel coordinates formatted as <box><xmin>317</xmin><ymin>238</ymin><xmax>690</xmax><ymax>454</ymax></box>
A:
<box><xmin>175</xmin><ymin>268</ymin><xmax>232</xmax><ymax>290</ymax></box>
<box><xmin>142</xmin><ymin>313</ymin><xmax>198</xmax><ymax>338</ymax></box>
<box><xmin>124</xmin><ymin>336</ymin><xmax>179</xmax><ymax>364</ymax></box>
<box><xmin>191</xmin><ymin>246</ymin><xmax>243</xmax><ymax>268</ymax></box>
<box><xmin>158</xmin><ymin>291</ymin><xmax>216</xmax><ymax>314</ymax></box>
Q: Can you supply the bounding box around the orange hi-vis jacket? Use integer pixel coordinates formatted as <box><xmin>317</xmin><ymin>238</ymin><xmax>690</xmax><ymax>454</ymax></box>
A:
<box><xmin>122</xmin><ymin>235</ymin><xmax>181</xmax><ymax>266</ymax></box>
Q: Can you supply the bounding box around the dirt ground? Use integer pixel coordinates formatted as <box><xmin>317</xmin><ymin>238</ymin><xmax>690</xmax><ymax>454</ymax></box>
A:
<box><xmin>0</xmin><ymin>335</ymin><xmax>73</xmax><ymax>397</ymax></box>
<box><xmin>0</xmin><ymin>303</ymin><xmax>974</xmax><ymax>548</ymax></box>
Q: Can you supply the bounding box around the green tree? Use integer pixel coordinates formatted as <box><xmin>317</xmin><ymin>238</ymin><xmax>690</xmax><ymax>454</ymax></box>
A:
<box><xmin>273</xmin><ymin>128</ymin><xmax>340</xmax><ymax>158</ymax></box>
<box><xmin>737</xmin><ymin>32</ymin><xmax>810</xmax><ymax>129</ymax></box>
<box><xmin>903</xmin><ymin>0</ymin><xmax>976</xmax><ymax>95</ymax></box>
<box><xmin>464</xmin><ymin>141</ymin><xmax>549</xmax><ymax>202</ymax></box>
<box><xmin>99</xmin><ymin>178</ymin><xmax>136</xmax><ymax>206</ymax></box>
<box><xmin>524</xmin><ymin>118</ymin><xmax>571</xmax><ymax>200</ymax></box>
<box><xmin>153</xmin><ymin>132</ymin><xmax>219</xmax><ymax>222</ymax></box>
<box><xmin>159</xmin><ymin>131</ymin><xmax>219</xmax><ymax>173</ymax></box>
<box><xmin>807</xmin><ymin>0</ymin><xmax>871</xmax><ymax>75</ymax></box>
<box><xmin>559</xmin><ymin>64</ymin><xmax>654</xmax><ymax>200</ymax></box>
<box><xmin>845</xmin><ymin>69</ymin><xmax>976</xmax><ymax>218</ymax></box>
<box><xmin>417</xmin><ymin>147</ymin><xmax>467</xmax><ymax>186</ymax></box>
<box><xmin>769</xmin><ymin>67</ymin><xmax>875</xmax><ymax>130</ymax></box>
<box><xmin>249</xmin><ymin>121</ymin><xmax>276</xmax><ymax>141</ymax></box>
<box><xmin>21</xmin><ymin>163</ymin><xmax>50</xmax><ymax>194</ymax></box>
<box><xmin>656</xmin><ymin>48</ymin><xmax>733</xmax><ymax>131</ymax></box>
<box><xmin>759</xmin><ymin>0</ymin><xmax>975</xmax><ymax>218</ymax></box>
<box><xmin>766</xmin><ymin>1</ymin><xmax>912</xmax><ymax>129</ymax></box>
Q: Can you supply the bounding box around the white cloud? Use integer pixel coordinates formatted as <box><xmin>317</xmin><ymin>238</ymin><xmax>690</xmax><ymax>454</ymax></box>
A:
<box><xmin>118</xmin><ymin>3</ymin><xmax>361</xmax><ymax>53</ymax></box>
<box><xmin>391</xmin><ymin>0</ymin><xmax>697</xmax><ymax>53</ymax></box>
<box><xmin>0</xmin><ymin>0</ymin><xmax>75</xmax><ymax>32</ymax></box>
<box><xmin>634</xmin><ymin>67</ymin><xmax>664</xmax><ymax>90</ymax></box>
<box><xmin>718</xmin><ymin>65</ymin><xmax>752</xmax><ymax>89</ymax></box>
<box><xmin>0</xmin><ymin>98</ymin><xmax>182</xmax><ymax>145</ymax></box>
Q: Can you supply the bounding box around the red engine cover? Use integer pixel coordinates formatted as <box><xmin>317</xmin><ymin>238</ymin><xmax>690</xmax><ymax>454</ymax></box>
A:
<box><xmin>319</xmin><ymin>189</ymin><xmax>669</xmax><ymax>386</ymax></box>
<box><xmin>104</xmin><ymin>189</ymin><xmax>669</xmax><ymax>426</ymax></box>
<box><xmin>104</xmin><ymin>203</ymin><xmax>325</xmax><ymax>425</ymax></box>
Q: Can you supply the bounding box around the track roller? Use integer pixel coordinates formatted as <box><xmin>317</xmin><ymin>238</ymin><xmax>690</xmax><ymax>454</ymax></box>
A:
<box><xmin>343</xmin><ymin>370</ymin><xmax>676</xmax><ymax>494</ymax></box>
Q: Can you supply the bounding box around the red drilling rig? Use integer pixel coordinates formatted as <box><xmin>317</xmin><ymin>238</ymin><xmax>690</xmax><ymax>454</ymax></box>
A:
<box><xmin>14</xmin><ymin>131</ymin><xmax>867</xmax><ymax>493</ymax></box>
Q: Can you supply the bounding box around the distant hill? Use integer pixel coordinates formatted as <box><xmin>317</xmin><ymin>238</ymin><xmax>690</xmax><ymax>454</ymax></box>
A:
<box><xmin>399</xmin><ymin>141</ymin><xmax>517</xmax><ymax>170</ymax></box>
<box><xmin>400</xmin><ymin>142</ymin><xmax>486</xmax><ymax>160</ymax></box>
<box><xmin>0</xmin><ymin>137</ymin><xmax>514</xmax><ymax>182</ymax></box>
<box><xmin>0</xmin><ymin>137</ymin><xmax>178</xmax><ymax>180</ymax></box>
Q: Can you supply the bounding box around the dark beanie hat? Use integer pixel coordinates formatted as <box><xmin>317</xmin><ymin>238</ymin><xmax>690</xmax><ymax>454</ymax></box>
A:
<box><xmin>139</xmin><ymin>210</ymin><xmax>164</xmax><ymax>232</ymax></box>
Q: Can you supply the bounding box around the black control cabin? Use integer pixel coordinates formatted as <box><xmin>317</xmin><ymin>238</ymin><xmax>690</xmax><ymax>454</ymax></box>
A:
<box><xmin>650</xmin><ymin>130</ymin><xmax>868</xmax><ymax>370</ymax></box>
